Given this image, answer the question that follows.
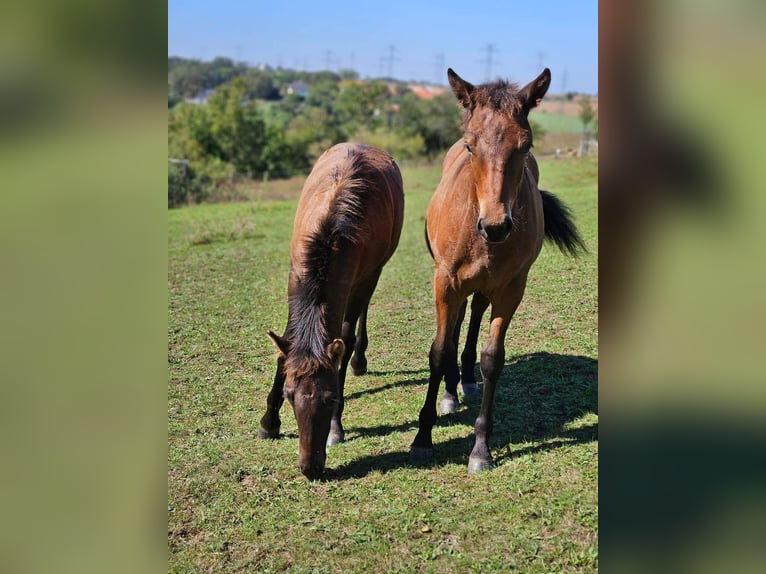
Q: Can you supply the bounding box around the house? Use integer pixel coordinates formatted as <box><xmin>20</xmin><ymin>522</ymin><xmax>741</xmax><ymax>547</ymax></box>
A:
<box><xmin>186</xmin><ymin>88</ymin><xmax>215</xmax><ymax>105</ymax></box>
<box><xmin>408</xmin><ymin>84</ymin><xmax>447</xmax><ymax>100</ymax></box>
<box><xmin>286</xmin><ymin>81</ymin><xmax>309</xmax><ymax>98</ymax></box>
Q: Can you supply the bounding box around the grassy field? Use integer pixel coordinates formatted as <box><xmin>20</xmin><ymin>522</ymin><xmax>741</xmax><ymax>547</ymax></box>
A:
<box><xmin>530</xmin><ymin>111</ymin><xmax>586</xmax><ymax>134</ymax></box>
<box><xmin>168</xmin><ymin>156</ymin><xmax>598</xmax><ymax>572</ymax></box>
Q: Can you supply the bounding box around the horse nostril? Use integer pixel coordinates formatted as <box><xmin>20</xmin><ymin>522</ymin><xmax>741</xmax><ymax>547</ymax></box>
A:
<box><xmin>476</xmin><ymin>216</ymin><xmax>512</xmax><ymax>243</ymax></box>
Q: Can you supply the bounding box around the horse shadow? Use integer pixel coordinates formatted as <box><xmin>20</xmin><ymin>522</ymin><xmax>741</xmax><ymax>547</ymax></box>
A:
<box><xmin>326</xmin><ymin>352</ymin><xmax>597</xmax><ymax>481</ymax></box>
<box><xmin>344</xmin><ymin>369</ymin><xmax>428</xmax><ymax>401</ymax></box>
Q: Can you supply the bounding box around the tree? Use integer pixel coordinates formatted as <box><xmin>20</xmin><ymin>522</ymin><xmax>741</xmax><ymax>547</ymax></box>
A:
<box><xmin>285</xmin><ymin>106</ymin><xmax>342</xmax><ymax>165</ymax></box>
<box><xmin>338</xmin><ymin>69</ymin><xmax>359</xmax><ymax>80</ymax></box>
<box><xmin>577</xmin><ymin>95</ymin><xmax>596</xmax><ymax>156</ymax></box>
<box><xmin>578</xmin><ymin>96</ymin><xmax>596</xmax><ymax>130</ymax></box>
<box><xmin>205</xmin><ymin>78</ymin><xmax>268</xmax><ymax>175</ymax></box>
<box><xmin>335</xmin><ymin>82</ymin><xmax>390</xmax><ymax>135</ymax></box>
<box><xmin>305</xmin><ymin>79</ymin><xmax>340</xmax><ymax>114</ymax></box>
<box><xmin>394</xmin><ymin>92</ymin><xmax>462</xmax><ymax>159</ymax></box>
<box><xmin>242</xmin><ymin>70</ymin><xmax>279</xmax><ymax>100</ymax></box>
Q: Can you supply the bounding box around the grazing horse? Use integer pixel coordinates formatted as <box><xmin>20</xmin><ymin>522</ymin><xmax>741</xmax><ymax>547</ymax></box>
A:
<box><xmin>258</xmin><ymin>143</ymin><xmax>404</xmax><ymax>480</ymax></box>
<box><xmin>410</xmin><ymin>68</ymin><xmax>585</xmax><ymax>473</ymax></box>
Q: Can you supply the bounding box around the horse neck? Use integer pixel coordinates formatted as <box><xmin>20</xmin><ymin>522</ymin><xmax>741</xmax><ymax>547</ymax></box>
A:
<box><xmin>287</xmin><ymin>239</ymin><xmax>357</xmax><ymax>356</ymax></box>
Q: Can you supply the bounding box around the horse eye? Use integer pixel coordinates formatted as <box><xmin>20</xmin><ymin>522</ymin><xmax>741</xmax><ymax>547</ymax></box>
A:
<box><xmin>522</xmin><ymin>142</ymin><xmax>533</xmax><ymax>154</ymax></box>
<box><xmin>464</xmin><ymin>142</ymin><xmax>473</xmax><ymax>154</ymax></box>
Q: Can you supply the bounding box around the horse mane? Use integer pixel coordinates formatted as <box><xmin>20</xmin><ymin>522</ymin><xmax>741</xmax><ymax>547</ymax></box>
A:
<box><xmin>284</xmin><ymin>149</ymin><xmax>375</xmax><ymax>376</ymax></box>
<box><xmin>460</xmin><ymin>79</ymin><xmax>524</xmax><ymax>128</ymax></box>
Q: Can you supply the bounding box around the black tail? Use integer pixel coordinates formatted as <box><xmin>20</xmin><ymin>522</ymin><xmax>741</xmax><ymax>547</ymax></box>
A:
<box><xmin>541</xmin><ymin>189</ymin><xmax>587</xmax><ymax>257</ymax></box>
<box><xmin>424</xmin><ymin>219</ymin><xmax>434</xmax><ymax>260</ymax></box>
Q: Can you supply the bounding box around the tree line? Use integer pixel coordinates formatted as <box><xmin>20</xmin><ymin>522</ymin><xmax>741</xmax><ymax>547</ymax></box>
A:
<box><xmin>168</xmin><ymin>57</ymin><xmax>467</xmax><ymax>207</ymax></box>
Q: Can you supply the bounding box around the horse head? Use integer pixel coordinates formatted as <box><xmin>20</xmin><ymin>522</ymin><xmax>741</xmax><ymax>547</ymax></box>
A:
<box><xmin>268</xmin><ymin>331</ymin><xmax>344</xmax><ymax>480</ymax></box>
<box><xmin>447</xmin><ymin>68</ymin><xmax>551</xmax><ymax>243</ymax></box>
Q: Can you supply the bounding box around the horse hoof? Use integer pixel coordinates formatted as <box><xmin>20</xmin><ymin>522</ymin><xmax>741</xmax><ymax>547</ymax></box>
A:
<box><xmin>327</xmin><ymin>432</ymin><xmax>345</xmax><ymax>446</ymax></box>
<box><xmin>350</xmin><ymin>356</ymin><xmax>367</xmax><ymax>376</ymax></box>
<box><xmin>258</xmin><ymin>425</ymin><xmax>279</xmax><ymax>439</ymax></box>
<box><xmin>409</xmin><ymin>446</ymin><xmax>434</xmax><ymax>464</ymax></box>
<box><xmin>467</xmin><ymin>457</ymin><xmax>494</xmax><ymax>474</ymax></box>
<box><xmin>440</xmin><ymin>394</ymin><xmax>459</xmax><ymax>414</ymax></box>
<box><xmin>461</xmin><ymin>382</ymin><xmax>480</xmax><ymax>396</ymax></box>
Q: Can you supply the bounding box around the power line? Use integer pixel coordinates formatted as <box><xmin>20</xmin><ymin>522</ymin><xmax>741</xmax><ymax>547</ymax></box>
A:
<box><xmin>536</xmin><ymin>51</ymin><xmax>545</xmax><ymax>72</ymax></box>
<box><xmin>324</xmin><ymin>49</ymin><xmax>334</xmax><ymax>71</ymax></box>
<box><xmin>479</xmin><ymin>44</ymin><xmax>500</xmax><ymax>82</ymax></box>
<box><xmin>382</xmin><ymin>45</ymin><xmax>400</xmax><ymax>78</ymax></box>
<box><xmin>434</xmin><ymin>53</ymin><xmax>445</xmax><ymax>84</ymax></box>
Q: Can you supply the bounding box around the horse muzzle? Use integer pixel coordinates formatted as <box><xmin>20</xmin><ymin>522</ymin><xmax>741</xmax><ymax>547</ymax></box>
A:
<box><xmin>298</xmin><ymin>451</ymin><xmax>326</xmax><ymax>480</ymax></box>
<box><xmin>477</xmin><ymin>216</ymin><xmax>512</xmax><ymax>243</ymax></box>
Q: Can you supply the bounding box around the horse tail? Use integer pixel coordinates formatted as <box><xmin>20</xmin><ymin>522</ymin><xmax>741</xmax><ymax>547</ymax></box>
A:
<box><xmin>424</xmin><ymin>220</ymin><xmax>434</xmax><ymax>260</ymax></box>
<box><xmin>540</xmin><ymin>189</ymin><xmax>587</xmax><ymax>257</ymax></box>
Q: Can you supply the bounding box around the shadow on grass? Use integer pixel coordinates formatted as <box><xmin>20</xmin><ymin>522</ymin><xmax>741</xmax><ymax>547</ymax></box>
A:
<box><xmin>344</xmin><ymin>370</ymin><xmax>428</xmax><ymax>401</ymax></box>
<box><xmin>327</xmin><ymin>351</ymin><xmax>598</xmax><ymax>481</ymax></box>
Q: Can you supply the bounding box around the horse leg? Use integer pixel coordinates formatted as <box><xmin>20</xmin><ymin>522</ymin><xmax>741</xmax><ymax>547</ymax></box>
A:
<box><xmin>260</xmin><ymin>275</ymin><xmax>297</xmax><ymax>439</ymax></box>
<box><xmin>258</xmin><ymin>353</ymin><xmax>286</xmax><ymax>439</ymax></box>
<box><xmin>327</xmin><ymin>318</ymin><xmax>356</xmax><ymax>446</ymax></box>
<box><xmin>411</xmin><ymin>274</ymin><xmax>463</xmax><ymax>462</ymax></box>
<box><xmin>351</xmin><ymin>268</ymin><xmax>383</xmax><ymax>376</ymax></box>
<box><xmin>440</xmin><ymin>298</ymin><xmax>467</xmax><ymax>414</ymax></box>
<box><xmin>467</xmin><ymin>281</ymin><xmax>527</xmax><ymax>473</ymax></box>
<box><xmin>349</xmin><ymin>304</ymin><xmax>368</xmax><ymax>376</ymax></box>
<box><xmin>460</xmin><ymin>292</ymin><xmax>490</xmax><ymax>396</ymax></box>
<box><xmin>328</xmin><ymin>271</ymin><xmax>380</xmax><ymax>446</ymax></box>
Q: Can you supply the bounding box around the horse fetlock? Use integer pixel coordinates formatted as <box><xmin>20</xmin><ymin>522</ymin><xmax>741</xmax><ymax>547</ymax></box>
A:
<box><xmin>460</xmin><ymin>367</ymin><xmax>477</xmax><ymax>386</ymax></box>
<box><xmin>257</xmin><ymin>423</ymin><xmax>280</xmax><ymax>439</ymax></box>
<box><xmin>461</xmin><ymin>381</ymin><xmax>480</xmax><ymax>396</ymax></box>
<box><xmin>327</xmin><ymin>430</ymin><xmax>345</xmax><ymax>446</ymax></box>
<box><xmin>467</xmin><ymin>455</ymin><xmax>495</xmax><ymax>474</ymax></box>
<box><xmin>350</xmin><ymin>354</ymin><xmax>367</xmax><ymax>376</ymax></box>
<box><xmin>440</xmin><ymin>391</ymin><xmax>460</xmax><ymax>414</ymax></box>
<box><xmin>409</xmin><ymin>445</ymin><xmax>434</xmax><ymax>464</ymax></box>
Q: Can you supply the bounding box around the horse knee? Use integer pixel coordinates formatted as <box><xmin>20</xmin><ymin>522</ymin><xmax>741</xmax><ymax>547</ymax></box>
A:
<box><xmin>474</xmin><ymin>414</ymin><xmax>492</xmax><ymax>436</ymax></box>
<box><xmin>480</xmin><ymin>347</ymin><xmax>505</xmax><ymax>383</ymax></box>
<box><xmin>341</xmin><ymin>333</ymin><xmax>356</xmax><ymax>362</ymax></box>
<box><xmin>428</xmin><ymin>342</ymin><xmax>444</xmax><ymax>372</ymax></box>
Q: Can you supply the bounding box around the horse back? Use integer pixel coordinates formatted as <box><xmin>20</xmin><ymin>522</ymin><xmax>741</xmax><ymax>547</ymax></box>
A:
<box><xmin>291</xmin><ymin>143</ymin><xmax>404</xmax><ymax>282</ymax></box>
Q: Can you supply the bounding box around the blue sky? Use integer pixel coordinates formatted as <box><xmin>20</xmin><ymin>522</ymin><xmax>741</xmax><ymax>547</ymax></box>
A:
<box><xmin>169</xmin><ymin>1</ymin><xmax>598</xmax><ymax>94</ymax></box>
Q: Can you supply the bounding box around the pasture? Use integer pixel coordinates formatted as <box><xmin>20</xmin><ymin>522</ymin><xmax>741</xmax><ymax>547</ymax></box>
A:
<box><xmin>530</xmin><ymin>110</ymin><xmax>586</xmax><ymax>134</ymax></box>
<box><xmin>168</xmin><ymin>156</ymin><xmax>598</xmax><ymax>572</ymax></box>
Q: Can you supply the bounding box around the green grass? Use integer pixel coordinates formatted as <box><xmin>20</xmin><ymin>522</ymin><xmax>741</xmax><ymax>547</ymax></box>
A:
<box><xmin>168</xmin><ymin>156</ymin><xmax>597</xmax><ymax>572</ymax></box>
<box><xmin>530</xmin><ymin>111</ymin><xmax>585</xmax><ymax>134</ymax></box>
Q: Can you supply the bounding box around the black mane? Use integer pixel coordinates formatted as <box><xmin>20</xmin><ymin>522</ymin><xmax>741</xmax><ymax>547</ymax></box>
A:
<box><xmin>476</xmin><ymin>79</ymin><xmax>521</xmax><ymax>111</ymax></box>
<box><xmin>284</xmin><ymin>152</ymin><xmax>373</xmax><ymax>373</ymax></box>
<box><xmin>460</xmin><ymin>79</ymin><xmax>524</xmax><ymax>129</ymax></box>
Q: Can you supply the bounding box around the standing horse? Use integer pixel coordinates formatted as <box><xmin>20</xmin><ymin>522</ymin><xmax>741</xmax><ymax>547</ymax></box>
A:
<box><xmin>410</xmin><ymin>68</ymin><xmax>585</xmax><ymax>473</ymax></box>
<box><xmin>258</xmin><ymin>143</ymin><xmax>404</xmax><ymax>480</ymax></box>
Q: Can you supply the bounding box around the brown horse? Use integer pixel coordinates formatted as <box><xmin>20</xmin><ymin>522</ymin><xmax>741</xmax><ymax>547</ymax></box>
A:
<box><xmin>258</xmin><ymin>142</ymin><xmax>404</xmax><ymax>480</ymax></box>
<box><xmin>410</xmin><ymin>68</ymin><xmax>585</xmax><ymax>473</ymax></box>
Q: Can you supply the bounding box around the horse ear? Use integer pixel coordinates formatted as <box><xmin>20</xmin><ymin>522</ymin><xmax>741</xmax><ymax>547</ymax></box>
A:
<box><xmin>267</xmin><ymin>330</ymin><xmax>290</xmax><ymax>358</ymax></box>
<box><xmin>519</xmin><ymin>68</ymin><xmax>551</xmax><ymax>111</ymax></box>
<box><xmin>326</xmin><ymin>338</ymin><xmax>345</xmax><ymax>370</ymax></box>
<box><xmin>447</xmin><ymin>68</ymin><xmax>475</xmax><ymax>109</ymax></box>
